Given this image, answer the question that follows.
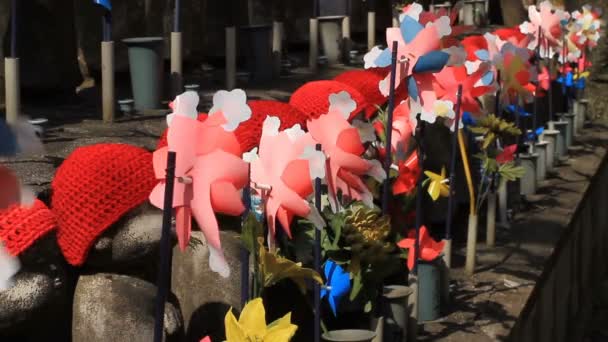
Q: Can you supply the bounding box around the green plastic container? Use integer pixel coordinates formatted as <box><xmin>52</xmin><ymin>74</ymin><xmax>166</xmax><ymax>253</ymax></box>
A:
<box><xmin>418</xmin><ymin>258</ymin><xmax>441</xmax><ymax>322</ymax></box>
<box><xmin>122</xmin><ymin>37</ymin><xmax>165</xmax><ymax>111</ymax></box>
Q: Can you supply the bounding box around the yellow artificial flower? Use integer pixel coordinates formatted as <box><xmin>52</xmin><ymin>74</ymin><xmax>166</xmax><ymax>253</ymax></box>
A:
<box><xmin>424</xmin><ymin>167</ymin><xmax>450</xmax><ymax>201</ymax></box>
<box><xmin>259</xmin><ymin>242</ymin><xmax>323</xmax><ymax>294</ymax></box>
<box><xmin>225</xmin><ymin>298</ymin><xmax>298</xmax><ymax>342</ymax></box>
<box><xmin>573</xmin><ymin>71</ymin><xmax>590</xmax><ymax>80</ymax></box>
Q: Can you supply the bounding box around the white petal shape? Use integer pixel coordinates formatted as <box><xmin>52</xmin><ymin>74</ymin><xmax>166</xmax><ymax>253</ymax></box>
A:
<box><xmin>444</xmin><ymin>46</ymin><xmax>467</xmax><ymax>66</ymax></box>
<box><xmin>366</xmin><ymin>159</ymin><xmax>387</xmax><ymax>182</ymax></box>
<box><xmin>12</xmin><ymin>118</ymin><xmax>43</xmax><ymax>155</ymax></box>
<box><xmin>379</xmin><ymin>77</ymin><xmax>390</xmax><ymax>97</ymax></box>
<box><xmin>404</xmin><ymin>3</ymin><xmax>423</xmax><ymax>21</ymax></box>
<box><xmin>262</xmin><ymin>116</ymin><xmax>281</xmax><ymax>137</ymax></box>
<box><xmin>328</xmin><ymin>91</ymin><xmax>357</xmax><ymax>119</ymax></box>
<box><xmin>209</xmin><ymin>89</ymin><xmax>252</xmax><ymax>132</ymax></box>
<box><xmin>364</xmin><ymin>46</ymin><xmax>383</xmax><ymax>69</ymax></box>
<box><xmin>300</xmin><ymin>145</ymin><xmax>326</xmax><ymax>180</ymax></box>
<box><xmin>519</xmin><ymin>21</ymin><xmax>535</xmax><ymax>35</ymax></box>
<box><xmin>433</xmin><ymin>100</ymin><xmax>455</xmax><ymax>119</ymax></box>
<box><xmin>429</xmin><ymin>16</ymin><xmax>452</xmax><ymax>38</ymax></box>
<box><xmin>465</xmin><ymin>60</ymin><xmax>482</xmax><ymax>75</ymax></box>
<box><xmin>0</xmin><ymin>244</ymin><xmax>20</xmax><ymax>291</ymax></box>
<box><xmin>208</xmin><ymin>245</ymin><xmax>230</xmax><ymax>278</ymax></box>
<box><xmin>352</xmin><ymin>120</ymin><xmax>376</xmax><ymax>143</ymax></box>
<box><xmin>284</xmin><ymin>124</ymin><xmax>306</xmax><ymax>142</ymax></box>
<box><xmin>19</xmin><ymin>185</ymin><xmax>36</xmax><ymax>207</ymax></box>
<box><xmin>242</xmin><ymin>147</ymin><xmax>259</xmax><ymax>163</ymax></box>
<box><xmin>306</xmin><ymin>204</ymin><xmax>326</xmax><ymax>230</ymax></box>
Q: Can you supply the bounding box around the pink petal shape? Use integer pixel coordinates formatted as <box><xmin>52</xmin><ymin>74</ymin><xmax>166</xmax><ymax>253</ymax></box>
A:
<box><xmin>176</xmin><ymin>206</ymin><xmax>192</xmax><ymax>251</ymax></box>
<box><xmin>190</xmin><ymin>150</ymin><xmax>249</xmax><ymax>252</ymax></box>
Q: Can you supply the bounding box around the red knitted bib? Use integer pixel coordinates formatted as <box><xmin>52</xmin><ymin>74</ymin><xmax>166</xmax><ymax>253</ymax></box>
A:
<box><xmin>51</xmin><ymin>143</ymin><xmax>157</xmax><ymax>266</ymax></box>
<box><xmin>0</xmin><ymin>199</ymin><xmax>57</xmax><ymax>256</ymax></box>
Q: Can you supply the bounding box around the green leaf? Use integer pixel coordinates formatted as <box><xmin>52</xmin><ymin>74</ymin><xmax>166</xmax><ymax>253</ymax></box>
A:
<box><xmin>364</xmin><ymin>301</ymin><xmax>372</xmax><ymax>313</ymax></box>
<box><xmin>499</xmin><ymin>163</ymin><xmax>526</xmax><ymax>181</ymax></box>
<box><xmin>241</xmin><ymin>212</ymin><xmax>263</xmax><ymax>254</ymax></box>
<box><xmin>350</xmin><ymin>271</ymin><xmax>364</xmax><ymax>301</ymax></box>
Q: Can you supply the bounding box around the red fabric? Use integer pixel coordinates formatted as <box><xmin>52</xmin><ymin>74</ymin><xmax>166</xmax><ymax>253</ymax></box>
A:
<box><xmin>0</xmin><ymin>199</ymin><xmax>57</xmax><ymax>256</ymax></box>
<box><xmin>334</xmin><ymin>70</ymin><xmax>387</xmax><ymax>113</ymax></box>
<box><xmin>157</xmin><ymin>113</ymin><xmax>208</xmax><ymax>150</ymax></box>
<box><xmin>51</xmin><ymin>143</ymin><xmax>157</xmax><ymax>266</ymax></box>
<box><xmin>289</xmin><ymin>80</ymin><xmax>373</xmax><ymax>120</ymax></box>
<box><xmin>235</xmin><ymin>100</ymin><xmax>308</xmax><ymax>153</ymax></box>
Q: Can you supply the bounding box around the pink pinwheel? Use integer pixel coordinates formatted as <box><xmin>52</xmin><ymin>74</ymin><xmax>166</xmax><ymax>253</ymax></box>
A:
<box><xmin>149</xmin><ymin>90</ymin><xmax>250</xmax><ymax>278</ymax></box>
<box><xmin>397</xmin><ymin>226</ymin><xmax>445</xmax><ymax>271</ymax></box>
<box><xmin>571</xmin><ymin>5</ymin><xmax>602</xmax><ymax>49</ymax></box>
<box><xmin>246</xmin><ymin>116</ymin><xmax>326</xmax><ymax>238</ymax></box>
<box><xmin>373</xmin><ymin>103</ymin><xmax>413</xmax><ymax>163</ymax></box>
<box><xmin>520</xmin><ymin>1</ymin><xmax>570</xmax><ymax>58</ymax></box>
<box><xmin>401</xmin><ymin>1</ymin><xmax>472</xmax><ymax>46</ymax></box>
<box><xmin>495</xmin><ymin>43</ymin><xmax>535</xmax><ymax>104</ymax></box>
<box><xmin>307</xmin><ymin>92</ymin><xmax>386</xmax><ymax>211</ymax></box>
<box><xmin>433</xmin><ymin>64</ymin><xmax>495</xmax><ymax>116</ymax></box>
<box><xmin>364</xmin><ymin>8</ymin><xmax>455</xmax><ymax>98</ymax></box>
<box><xmin>537</xmin><ymin>65</ymin><xmax>551</xmax><ymax>91</ymax></box>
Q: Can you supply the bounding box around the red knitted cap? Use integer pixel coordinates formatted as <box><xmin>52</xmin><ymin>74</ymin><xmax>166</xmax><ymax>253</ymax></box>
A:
<box><xmin>156</xmin><ymin>113</ymin><xmax>208</xmax><ymax>150</ymax></box>
<box><xmin>0</xmin><ymin>199</ymin><xmax>57</xmax><ymax>257</ymax></box>
<box><xmin>51</xmin><ymin>143</ymin><xmax>157</xmax><ymax>266</ymax></box>
<box><xmin>235</xmin><ymin>100</ymin><xmax>309</xmax><ymax>153</ymax></box>
<box><xmin>334</xmin><ymin>70</ymin><xmax>387</xmax><ymax>112</ymax></box>
<box><xmin>289</xmin><ymin>80</ymin><xmax>373</xmax><ymax>120</ymax></box>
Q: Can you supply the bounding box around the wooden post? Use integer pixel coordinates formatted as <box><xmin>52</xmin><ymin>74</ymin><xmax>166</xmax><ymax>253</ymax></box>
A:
<box><xmin>272</xmin><ymin>21</ymin><xmax>283</xmax><ymax>78</ymax></box>
<box><xmin>309</xmin><ymin>18</ymin><xmax>319</xmax><ymax>72</ymax></box>
<box><xmin>101</xmin><ymin>42</ymin><xmax>115</xmax><ymax>123</ymax></box>
<box><xmin>367</xmin><ymin>11</ymin><xmax>376</xmax><ymax>50</ymax></box>
<box><xmin>4</xmin><ymin>58</ymin><xmax>20</xmax><ymax>125</ymax></box>
<box><xmin>171</xmin><ymin>32</ymin><xmax>183</xmax><ymax>96</ymax></box>
<box><xmin>342</xmin><ymin>16</ymin><xmax>351</xmax><ymax>64</ymax></box>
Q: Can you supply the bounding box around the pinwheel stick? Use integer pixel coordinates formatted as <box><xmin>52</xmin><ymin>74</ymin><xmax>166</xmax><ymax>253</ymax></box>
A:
<box><xmin>495</xmin><ymin>70</ymin><xmax>501</xmax><ymax>117</ymax></box>
<box><xmin>313</xmin><ymin>144</ymin><xmax>322</xmax><ymax>342</ymax></box>
<box><xmin>533</xmin><ymin>30</ymin><xmax>541</xmax><ymax>131</ymax></box>
<box><xmin>240</xmin><ymin>167</ymin><xmax>251</xmax><ymax>308</ymax></box>
<box><xmin>413</xmin><ymin>115</ymin><xmax>425</xmax><ymax>276</ymax></box>
<box><xmin>382</xmin><ymin>40</ymin><xmax>399</xmax><ymax>215</ymax></box>
<box><xmin>444</xmin><ymin>84</ymin><xmax>463</xmax><ymax>267</ymax></box>
<box><xmin>153</xmin><ymin>151</ymin><xmax>177</xmax><ymax>342</ymax></box>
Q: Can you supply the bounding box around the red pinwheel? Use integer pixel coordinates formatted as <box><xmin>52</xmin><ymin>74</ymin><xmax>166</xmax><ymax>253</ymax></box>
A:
<box><xmin>496</xmin><ymin>144</ymin><xmax>517</xmax><ymax>164</ymax></box>
<box><xmin>494</xmin><ymin>26</ymin><xmax>531</xmax><ymax>49</ymax></box>
<box><xmin>397</xmin><ymin>225</ymin><xmax>445</xmax><ymax>271</ymax></box>
<box><xmin>393</xmin><ymin>152</ymin><xmax>420</xmax><ymax>195</ymax></box>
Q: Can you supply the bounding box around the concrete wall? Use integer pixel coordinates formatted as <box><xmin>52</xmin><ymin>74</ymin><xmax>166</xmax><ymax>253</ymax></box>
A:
<box><xmin>508</xmin><ymin>156</ymin><xmax>608</xmax><ymax>341</ymax></box>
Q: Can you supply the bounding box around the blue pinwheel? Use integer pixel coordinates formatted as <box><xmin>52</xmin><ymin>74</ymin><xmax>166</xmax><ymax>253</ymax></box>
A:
<box><xmin>527</xmin><ymin>126</ymin><xmax>545</xmax><ymax>141</ymax></box>
<box><xmin>506</xmin><ymin>104</ymin><xmax>531</xmax><ymax>118</ymax></box>
<box><xmin>93</xmin><ymin>0</ymin><xmax>111</xmax><ymax>11</ymax></box>
<box><xmin>0</xmin><ymin>120</ymin><xmax>17</xmax><ymax>156</ymax></box>
<box><xmin>557</xmin><ymin>71</ymin><xmax>574</xmax><ymax>94</ymax></box>
<box><xmin>462</xmin><ymin>111</ymin><xmax>476</xmax><ymax>127</ymax></box>
<box><xmin>320</xmin><ymin>260</ymin><xmax>351</xmax><ymax>316</ymax></box>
